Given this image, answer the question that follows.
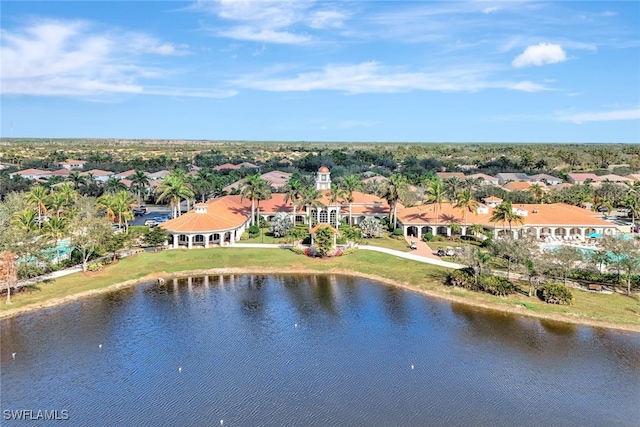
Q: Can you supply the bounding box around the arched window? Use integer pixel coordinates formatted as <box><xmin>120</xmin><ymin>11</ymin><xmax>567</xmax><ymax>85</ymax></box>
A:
<box><xmin>319</xmin><ymin>210</ymin><xmax>328</xmax><ymax>223</ymax></box>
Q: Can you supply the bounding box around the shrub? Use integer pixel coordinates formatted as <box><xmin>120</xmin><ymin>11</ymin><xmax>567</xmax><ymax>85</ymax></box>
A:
<box><xmin>422</xmin><ymin>232</ymin><xmax>433</xmax><ymax>242</ymax></box>
<box><xmin>433</xmin><ymin>235</ymin><xmax>446</xmax><ymax>242</ymax></box>
<box><xmin>145</xmin><ymin>227</ymin><xmax>169</xmax><ymax>246</ymax></box>
<box><xmin>269</xmin><ymin>212</ymin><xmax>293</xmax><ymax>237</ymax></box>
<box><xmin>248</xmin><ymin>225</ymin><xmax>260</xmax><ymax>238</ymax></box>
<box><xmin>539</xmin><ymin>282</ymin><xmax>573</xmax><ymax>305</ymax></box>
<box><xmin>360</xmin><ymin>217</ymin><xmax>383</xmax><ymax>238</ymax></box>
<box><xmin>392</xmin><ymin>228</ymin><xmax>404</xmax><ymax>236</ymax></box>
<box><xmin>342</xmin><ymin>247</ymin><xmax>359</xmax><ymax>255</ymax></box>
<box><xmin>479</xmin><ymin>275</ymin><xmax>516</xmax><ymax>297</ymax></box>
<box><xmin>87</xmin><ymin>262</ymin><xmax>103</xmax><ymax>272</ymax></box>
<box><xmin>290</xmin><ymin>246</ymin><xmax>306</xmax><ymax>255</ymax></box>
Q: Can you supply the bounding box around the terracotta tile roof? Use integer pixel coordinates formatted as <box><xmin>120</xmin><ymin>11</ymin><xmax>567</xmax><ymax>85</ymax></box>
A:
<box><xmin>114</xmin><ymin>169</ymin><xmax>137</xmax><ymax>179</ymax></box>
<box><xmin>48</xmin><ymin>169</ymin><xmax>70</xmax><ymax>176</ymax></box>
<box><xmin>14</xmin><ymin>168</ymin><xmax>46</xmax><ymax>176</ymax></box>
<box><xmin>213</xmin><ymin>163</ymin><xmax>240</xmax><ymax>171</ymax></box>
<box><xmin>467</xmin><ymin>173</ymin><xmax>499</xmax><ymax>183</ymax></box>
<box><xmin>483</xmin><ymin>196</ymin><xmax>503</xmax><ymax>202</ymax></box>
<box><xmin>60</xmin><ymin>159</ymin><xmax>86</xmax><ymax>165</ymax></box>
<box><xmin>160</xmin><ymin>196</ymin><xmax>251</xmax><ymax>233</ymax></box>
<box><xmin>502</xmin><ymin>181</ymin><xmax>547</xmax><ymax>192</ymax></box>
<box><xmin>260</xmin><ymin>170</ymin><xmax>292</xmax><ymax>188</ymax></box>
<box><xmin>567</xmin><ymin>173</ymin><xmax>600</xmax><ymax>182</ymax></box>
<box><xmin>599</xmin><ymin>174</ymin><xmax>633</xmax><ymax>182</ymax></box>
<box><xmin>627</xmin><ymin>174</ymin><xmax>640</xmax><ymax>182</ymax></box>
<box><xmin>397</xmin><ymin>202</ymin><xmax>613</xmax><ymax>228</ymax></box>
<box><xmin>85</xmin><ymin>169</ymin><xmax>113</xmax><ymax>176</ymax></box>
<box><xmin>436</xmin><ymin>172</ymin><xmax>465</xmax><ymax>180</ymax></box>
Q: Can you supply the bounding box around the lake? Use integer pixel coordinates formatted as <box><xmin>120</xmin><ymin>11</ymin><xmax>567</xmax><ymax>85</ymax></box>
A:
<box><xmin>2</xmin><ymin>274</ymin><xmax>639</xmax><ymax>426</ymax></box>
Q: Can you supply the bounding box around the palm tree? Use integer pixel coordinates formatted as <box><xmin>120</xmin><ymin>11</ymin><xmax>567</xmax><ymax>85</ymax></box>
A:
<box><xmin>454</xmin><ymin>189</ymin><xmax>479</xmax><ymax>234</ymax></box>
<box><xmin>103</xmin><ymin>177</ymin><xmax>127</xmax><ymax>194</ymax></box>
<box><xmin>622</xmin><ymin>185</ymin><xmax>639</xmax><ymax>227</ymax></box>
<box><xmin>241</xmin><ymin>173</ymin><xmax>270</xmax><ymax>226</ymax></box>
<box><xmin>97</xmin><ymin>193</ymin><xmax>117</xmax><ymax>225</ymax></box>
<box><xmin>379</xmin><ymin>174</ymin><xmax>408</xmax><ymax>231</ymax></box>
<box><xmin>43</xmin><ymin>216</ymin><xmax>67</xmax><ymax>261</ymax></box>
<box><xmin>283</xmin><ymin>177</ymin><xmax>304</xmax><ymax>226</ymax></box>
<box><xmin>468</xmin><ymin>223</ymin><xmax>485</xmax><ymax>240</ymax></box>
<box><xmin>67</xmin><ymin>171</ymin><xmax>87</xmax><ymax>190</ymax></box>
<box><xmin>47</xmin><ymin>192</ymin><xmax>67</xmax><ymax>218</ymax></box>
<box><xmin>444</xmin><ymin>177</ymin><xmax>463</xmax><ymax>202</ymax></box>
<box><xmin>155</xmin><ymin>175</ymin><xmax>195</xmax><ymax>219</ymax></box>
<box><xmin>299</xmin><ymin>187</ymin><xmax>326</xmax><ymax>231</ymax></box>
<box><xmin>193</xmin><ymin>169</ymin><xmax>215</xmax><ymax>203</ymax></box>
<box><xmin>55</xmin><ymin>183</ymin><xmax>78</xmax><ymax>211</ymax></box>
<box><xmin>426</xmin><ymin>178</ymin><xmax>446</xmax><ymax>236</ymax></box>
<box><xmin>11</xmin><ymin>209</ymin><xmax>37</xmax><ymax>232</ymax></box>
<box><xmin>340</xmin><ymin>175</ymin><xmax>363</xmax><ymax>226</ymax></box>
<box><xmin>490</xmin><ymin>201</ymin><xmax>524</xmax><ymax>232</ymax></box>
<box><xmin>529</xmin><ymin>183</ymin><xmax>545</xmax><ymax>203</ymax></box>
<box><xmin>130</xmin><ymin>170</ymin><xmax>150</xmax><ymax>205</ymax></box>
<box><xmin>254</xmin><ymin>179</ymin><xmax>272</xmax><ymax>228</ymax></box>
<box><xmin>25</xmin><ymin>185</ymin><xmax>50</xmax><ymax>227</ymax></box>
<box><xmin>328</xmin><ymin>183</ymin><xmax>345</xmax><ymax>228</ymax></box>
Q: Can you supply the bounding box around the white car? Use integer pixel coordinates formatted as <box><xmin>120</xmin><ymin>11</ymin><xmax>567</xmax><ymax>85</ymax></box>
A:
<box><xmin>144</xmin><ymin>219</ymin><xmax>158</xmax><ymax>227</ymax></box>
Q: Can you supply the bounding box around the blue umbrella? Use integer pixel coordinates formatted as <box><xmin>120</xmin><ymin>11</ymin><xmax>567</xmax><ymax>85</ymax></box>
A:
<box><xmin>588</xmin><ymin>232</ymin><xmax>603</xmax><ymax>238</ymax></box>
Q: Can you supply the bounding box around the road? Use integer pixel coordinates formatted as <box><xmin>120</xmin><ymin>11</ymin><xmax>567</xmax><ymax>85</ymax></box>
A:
<box><xmin>130</xmin><ymin>204</ymin><xmax>173</xmax><ymax>227</ymax></box>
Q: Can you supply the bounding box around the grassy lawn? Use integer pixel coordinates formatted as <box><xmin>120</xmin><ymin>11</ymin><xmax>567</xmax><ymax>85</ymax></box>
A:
<box><xmin>361</xmin><ymin>234</ymin><xmax>412</xmax><ymax>252</ymax></box>
<box><xmin>2</xmin><ymin>248</ymin><xmax>639</xmax><ymax>329</ymax></box>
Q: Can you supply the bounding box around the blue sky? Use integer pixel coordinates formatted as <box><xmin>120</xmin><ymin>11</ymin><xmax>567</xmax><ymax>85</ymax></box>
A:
<box><xmin>1</xmin><ymin>1</ymin><xmax>639</xmax><ymax>143</ymax></box>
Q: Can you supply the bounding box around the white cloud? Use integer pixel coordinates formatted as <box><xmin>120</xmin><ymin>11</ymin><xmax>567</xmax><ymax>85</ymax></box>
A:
<box><xmin>483</xmin><ymin>7</ymin><xmax>500</xmax><ymax>14</ymax></box>
<box><xmin>197</xmin><ymin>0</ymin><xmax>349</xmax><ymax>44</ymax></box>
<box><xmin>231</xmin><ymin>62</ymin><xmax>549</xmax><ymax>94</ymax></box>
<box><xmin>0</xmin><ymin>19</ymin><xmax>230</xmax><ymax>98</ymax></box>
<box><xmin>512</xmin><ymin>43</ymin><xmax>567</xmax><ymax>67</ymax></box>
<box><xmin>557</xmin><ymin>108</ymin><xmax>640</xmax><ymax>124</ymax></box>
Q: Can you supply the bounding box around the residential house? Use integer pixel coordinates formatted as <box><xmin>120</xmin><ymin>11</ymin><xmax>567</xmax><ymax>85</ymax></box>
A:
<box><xmin>467</xmin><ymin>173</ymin><xmax>500</xmax><ymax>186</ymax></box>
<box><xmin>566</xmin><ymin>173</ymin><xmax>600</xmax><ymax>185</ymax></box>
<box><xmin>56</xmin><ymin>160</ymin><xmax>87</xmax><ymax>170</ymax></box>
<box><xmin>529</xmin><ymin>174</ymin><xmax>562</xmax><ymax>185</ymax></box>
<box><xmin>436</xmin><ymin>172</ymin><xmax>465</xmax><ymax>180</ymax></box>
<box><xmin>495</xmin><ymin>173</ymin><xmax>531</xmax><ymax>185</ymax></box>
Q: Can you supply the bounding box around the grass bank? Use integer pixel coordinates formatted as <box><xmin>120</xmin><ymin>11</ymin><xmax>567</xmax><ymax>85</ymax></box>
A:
<box><xmin>1</xmin><ymin>248</ymin><xmax>639</xmax><ymax>332</ymax></box>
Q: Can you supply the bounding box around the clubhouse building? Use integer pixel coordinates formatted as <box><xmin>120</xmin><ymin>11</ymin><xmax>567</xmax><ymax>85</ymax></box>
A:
<box><xmin>161</xmin><ymin>168</ymin><xmax>619</xmax><ymax>248</ymax></box>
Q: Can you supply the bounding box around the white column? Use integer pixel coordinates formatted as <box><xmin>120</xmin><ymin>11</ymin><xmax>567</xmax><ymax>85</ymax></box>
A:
<box><xmin>550</xmin><ymin>227</ymin><xmax>557</xmax><ymax>237</ymax></box>
<box><xmin>230</xmin><ymin>231</ymin><xmax>236</xmax><ymax>245</ymax></box>
<box><xmin>580</xmin><ymin>228</ymin><xmax>586</xmax><ymax>241</ymax></box>
<box><xmin>403</xmin><ymin>226</ymin><xmax>408</xmax><ymax>237</ymax></box>
<box><xmin>173</xmin><ymin>234</ymin><xmax>179</xmax><ymax>248</ymax></box>
<box><xmin>461</xmin><ymin>226</ymin><xmax>466</xmax><ymax>236</ymax></box>
<box><xmin>535</xmin><ymin>227</ymin><xmax>541</xmax><ymax>239</ymax></box>
<box><xmin>204</xmin><ymin>234</ymin><xmax>210</xmax><ymax>248</ymax></box>
<box><xmin>187</xmin><ymin>234</ymin><xmax>193</xmax><ymax>249</ymax></box>
<box><xmin>446</xmin><ymin>227</ymin><xmax>452</xmax><ymax>237</ymax></box>
<box><xmin>417</xmin><ymin>227</ymin><xmax>422</xmax><ymax>240</ymax></box>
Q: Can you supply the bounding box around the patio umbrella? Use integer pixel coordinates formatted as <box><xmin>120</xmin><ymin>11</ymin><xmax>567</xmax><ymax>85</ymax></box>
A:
<box><xmin>588</xmin><ymin>232</ymin><xmax>603</xmax><ymax>238</ymax></box>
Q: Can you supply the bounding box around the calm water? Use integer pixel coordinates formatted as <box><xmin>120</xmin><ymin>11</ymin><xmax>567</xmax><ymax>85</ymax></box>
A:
<box><xmin>2</xmin><ymin>274</ymin><xmax>639</xmax><ymax>426</ymax></box>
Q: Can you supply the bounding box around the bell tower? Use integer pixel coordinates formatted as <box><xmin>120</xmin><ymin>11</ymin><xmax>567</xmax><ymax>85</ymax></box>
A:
<box><xmin>315</xmin><ymin>166</ymin><xmax>331</xmax><ymax>190</ymax></box>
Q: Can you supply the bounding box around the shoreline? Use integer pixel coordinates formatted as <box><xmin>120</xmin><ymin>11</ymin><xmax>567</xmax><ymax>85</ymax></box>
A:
<box><xmin>2</xmin><ymin>267</ymin><xmax>639</xmax><ymax>334</ymax></box>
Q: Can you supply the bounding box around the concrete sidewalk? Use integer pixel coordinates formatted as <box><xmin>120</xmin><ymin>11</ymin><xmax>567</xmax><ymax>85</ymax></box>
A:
<box><xmin>232</xmin><ymin>242</ymin><xmax>462</xmax><ymax>269</ymax></box>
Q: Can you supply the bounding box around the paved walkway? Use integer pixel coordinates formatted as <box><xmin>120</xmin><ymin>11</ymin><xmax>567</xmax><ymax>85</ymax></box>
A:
<box><xmin>232</xmin><ymin>242</ymin><xmax>463</xmax><ymax>269</ymax></box>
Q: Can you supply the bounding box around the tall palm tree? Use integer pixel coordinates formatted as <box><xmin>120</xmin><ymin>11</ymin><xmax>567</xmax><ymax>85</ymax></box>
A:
<box><xmin>340</xmin><ymin>175</ymin><xmax>363</xmax><ymax>226</ymax></box>
<box><xmin>130</xmin><ymin>170</ymin><xmax>150</xmax><ymax>205</ymax></box>
<box><xmin>103</xmin><ymin>177</ymin><xmax>127</xmax><ymax>194</ymax></box>
<box><xmin>490</xmin><ymin>201</ymin><xmax>524</xmax><ymax>231</ymax></box>
<box><xmin>529</xmin><ymin>183</ymin><xmax>545</xmax><ymax>203</ymax></box>
<box><xmin>328</xmin><ymin>183</ymin><xmax>345</xmax><ymax>228</ymax></box>
<box><xmin>299</xmin><ymin>187</ymin><xmax>326</xmax><ymax>232</ymax></box>
<box><xmin>47</xmin><ymin>192</ymin><xmax>67</xmax><ymax>218</ymax></box>
<box><xmin>67</xmin><ymin>171</ymin><xmax>87</xmax><ymax>190</ymax></box>
<box><xmin>55</xmin><ymin>183</ymin><xmax>78</xmax><ymax>211</ymax></box>
<box><xmin>43</xmin><ymin>216</ymin><xmax>67</xmax><ymax>261</ymax></box>
<box><xmin>623</xmin><ymin>184</ymin><xmax>639</xmax><ymax>227</ymax></box>
<box><xmin>113</xmin><ymin>190</ymin><xmax>135</xmax><ymax>231</ymax></box>
<box><xmin>426</xmin><ymin>178</ymin><xmax>446</xmax><ymax>236</ymax></box>
<box><xmin>443</xmin><ymin>177</ymin><xmax>463</xmax><ymax>202</ymax></box>
<box><xmin>193</xmin><ymin>169</ymin><xmax>215</xmax><ymax>203</ymax></box>
<box><xmin>254</xmin><ymin>179</ymin><xmax>272</xmax><ymax>227</ymax></box>
<box><xmin>25</xmin><ymin>185</ymin><xmax>50</xmax><ymax>227</ymax></box>
<box><xmin>241</xmin><ymin>173</ymin><xmax>270</xmax><ymax>226</ymax></box>
<box><xmin>454</xmin><ymin>189</ymin><xmax>479</xmax><ymax>233</ymax></box>
<box><xmin>379</xmin><ymin>173</ymin><xmax>408</xmax><ymax>231</ymax></box>
<box><xmin>97</xmin><ymin>193</ymin><xmax>117</xmax><ymax>224</ymax></box>
<box><xmin>468</xmin><ymin>223</ymin><xmax>485</xmax><ymax>239</ymax></box>
<box><xmin>155</xmin><ymin>175</ymin><xmax>195</xmax><ymax>219</ymax></box>
<box><xmin>283</xmin><ymin>177</ymin><xmax>304</xmax><ymax>226</ymax></box>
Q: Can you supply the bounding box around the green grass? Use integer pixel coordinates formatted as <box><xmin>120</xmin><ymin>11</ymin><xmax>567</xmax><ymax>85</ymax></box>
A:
<box><xmin>2</xmin><ymin>248</ymin><xmax>639</xmax><ymax>329</ymax></box>
<box><xmin>361</xmin><ymin>234</ymin><xmax>412</xmax><ymax>252</ymax></box>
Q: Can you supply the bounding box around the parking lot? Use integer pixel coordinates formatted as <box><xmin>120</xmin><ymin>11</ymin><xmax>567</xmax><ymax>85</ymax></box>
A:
<box><xmin>130</xmin><ymin>205</ymin><xmax>173</xmax><ymax>227</ymax></box>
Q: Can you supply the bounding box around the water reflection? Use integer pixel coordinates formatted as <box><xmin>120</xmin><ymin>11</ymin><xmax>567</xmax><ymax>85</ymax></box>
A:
<box><xmin>2</xmin><ymin>274</ymin><xmax>639</xmax><ymax>427</ymax></box>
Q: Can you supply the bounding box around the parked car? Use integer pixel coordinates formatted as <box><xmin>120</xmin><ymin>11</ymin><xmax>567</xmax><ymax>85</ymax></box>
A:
<box><xmin>153</xmin><ymin>216</ymin><xmax>170</xmax><ymax>223</ymax></box>
<box><xmin>133</xmin><ymin>209</ymin><xmax>146</xmax><ymax>216</ymax></box>
<box><xmin>436</xmin><ymin>247</ymin><xmax>445</xmax><ymax>257</ymax></box>
<box><xmin>144</xmin><ymin>219</ymin><xmax>158</xmax><ymax>227</ymax></box>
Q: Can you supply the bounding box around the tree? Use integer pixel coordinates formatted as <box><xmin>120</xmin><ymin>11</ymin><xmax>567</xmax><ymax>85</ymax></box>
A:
<box><xmin>70</xmin><ymin>214</ymin><xmax>113</xmax><ymax>272</ymax></box>
<box><xmin>468</xmin><ymin>223</ymin><xmax>486</xmax><ymax>240</ymax></box>
<box><xmin>241</xmin><ymin>173</ymin><xmax>270</xmax><ymax>226</ymax></box>
<box><xmin>359</xmin><ymin>216</ymin><xmax>383</xmax><ymax>238</ymax></box>
<box><xmin>269</xmin><ymin>212</ymin><xmax>293</xmax><ymax>238</ymax></box>
<box><xmin>25</xmin><ymin>185</ymin><xmax>50</xmax><ymax>227</ymax></box>
<box><xmin>144</xmin><ymin>227</ymin><xmax>169</xmax><ymax>247</ymax></box>
<box><xmin>379</xmin><ymin>173</ymin><xmax>408</xmax><ymax>231</ymax></box>
<box><xmin>529</xmin><ymin>183</ymin><xmax>545</xmax><ymax>202</ymax></box>
<box><xmin>603</xmin><ymin>236</ymin><xmax>640</xmax><ymax>295</ymax></box>
<box><xmin>425</xmin><ymin>178</ymin><xmax>446</xmax><ymax>235</ymax></box>
<box><xmin>543</xmin><ymin>245</ymin><xmax>582</xmax><ymax>284</ymax></box>
<box><xmin>299</xmin><ymin>187</ymin><xmax>325</xmax><ymax>232</ymax></box>
<box><xmin>129</xmin><ymin>170</ymin><xmax>150</xmax><ymax>205</ymax></box>
<box><xmin>103</xmin><ymin>177</ymin><xmax>127</xmax><ymax>194</ymax></box>
<box><xmin>313</xmin><ymin>225</ymin><xmax>335</xmax><ymax>257</ymax></box>
<box><xmin>443</xmin><ymin>177</ymin><xmax>463</xmax><ymax>202</ymax></box>
<box><xmin>42</xmin><ymin>216</ymin><xmax>67</xmax><ymax>262</ymax></box>
<box><xmin>459</xmin><ymin>247</ymin><xmax>490</xmax><ymax>288</ymax></box>
<box><xmin>67</xmin><ymin>171</ymin><xmax>87</xmax><ymax>190</ymax></box>
<box><xmin>489</xmin><ymin>201</ymin><xmax>523</xmax><ymax>231</ymax></box>
<box><xmin>454</xmin><ymin>189</ymin><xmax>479</xmax><ymax>232</ymax></box>
<box><xmin>328</xmin><ymin>183</ymin><xmax>345</xmax><ymax>228</ymax></box>
<box><xmin>283</xmin><ymin>177</ymin><xmax>304</xmax><ymax>226</ymax></box>
<box><xmin>113</xmin><ymin>190</ymin><xmax>135</xmax><ymax>231</ymax></box>
<box><xmin>340</xmin><ymin>174</ymin><xmax>363</xmax><ymax>226</ymax></box>
<box><xmin>288</xmin><ymin>226</ymin><xmax>307</xmax><ymax>245</ymax></box>
<box><xmin>0</xmin><ymin>251</ymin><xmax>18</xmax><ymax>304</ymax></box>
<box><xmin>10</xmin><ymin>209</ymin><xmax>38</xmax><ymax>232</ymax></box>
<box><xmin>155</xmin><ymin>175</ymin><xmax>194</xmax><ymax>219</ymax></box>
